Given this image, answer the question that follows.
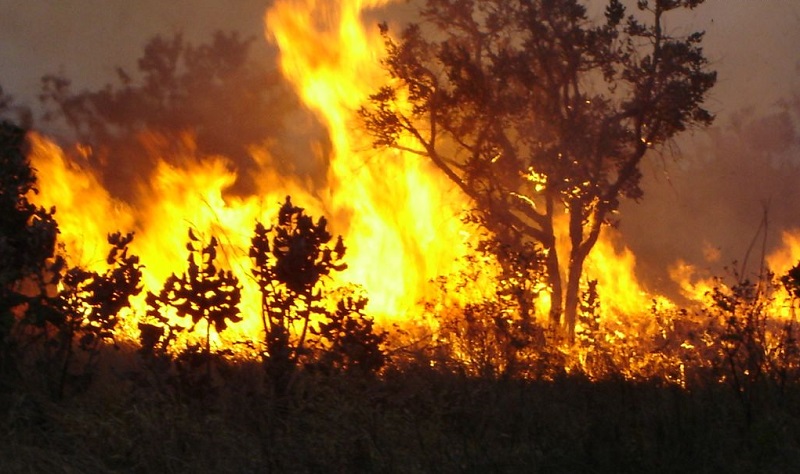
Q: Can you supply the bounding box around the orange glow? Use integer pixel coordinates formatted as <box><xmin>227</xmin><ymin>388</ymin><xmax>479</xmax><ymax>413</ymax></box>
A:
<box><xmin>668</xmin><ymin>259</ymin><xmax>717</xmax><ymax>303</ymax></box>
<box><xmin>27</xmin><ymin>134</ymin><xmax>134</xmax><ymax>272</ymax></box>
<box><xmin>767</xmin><ymin>230</ymin><xmax>800</xmax><ymax>276</ymax></box>
<box><xmin>26</xmin><ymin>0</ymin><xmax>479</xmax><ymax>350</ymax></box>
<box><xmin>20</xmin><ymin>0</ymin><xmax>800</xmax><ymax>380</ymax></box>
<box><xmin>267</xmin><ymin>0</ymin><xmax>476</xmax><ymax>318</ymax></box>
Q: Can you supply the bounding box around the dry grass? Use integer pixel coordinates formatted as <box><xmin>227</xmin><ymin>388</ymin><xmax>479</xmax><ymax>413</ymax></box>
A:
<box><xmin>2</xmin><ymin>347</ymin><xmax>800</xmax><ymax>473</ymax></box>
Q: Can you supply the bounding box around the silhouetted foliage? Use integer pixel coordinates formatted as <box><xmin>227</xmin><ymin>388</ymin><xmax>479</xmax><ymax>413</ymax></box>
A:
<box><xmin>313</xmin><ymin>291</ymin><xmax>386</xmax><ymax>375</ymax></box>
<box><xmin>0</xmin><ymin>121</ymin><xmax>61</xmax><ymax>383</ymax></box>
<box><xmin>362</xmin><ymin>0</ymin><xmax>717</xmax><ymax>340</ymax></box>
<box><xmin>573</xmin><ymin>279</ymin><xmax>614</xmax><ymax>376</ymax></box>
<box><xmin>2</xmin><ymin>122</ymin><xmax>800</xmax><ymax>470</ymax></box>
<box><xmin>39</xmin><ymin>232</ymin><xmax>143</xmax><ymax>398</ymax></box>
<box><xmin>430</xmin><ymin>237</ymin><xmax>556</xmax><ymax>379</ymax></box>
<box><xmin>39</xmin><ymin>31</ymin><xmax>298</xmax><ymax>198</ymax></box>
<box><xmin>144</xmin><ymin>229</ymin><xmax>241</xmax><ymax>383</ymax></box>
<box><xmin>250</xmin><ymin>197</ymin><xmax>385</xmax><ymax>392</ymax></box>
<box><xmin>782</xmin><ymin>262</ymin><xmax>800</xmax><ymax>299</ymax></box>
<box><xmin>695</xmin><ymin>266</ymin><xmax>800</xmax><ymax>423</ymax></box>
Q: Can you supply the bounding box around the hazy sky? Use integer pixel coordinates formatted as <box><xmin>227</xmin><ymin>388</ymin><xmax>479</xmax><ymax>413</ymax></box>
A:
<box><xmin>0</xmin><ymin>0</ymin><xmax>270</xmax><ymax>105</ymax></box>
<box><xmin>1</xmin><ymin>0</ymin><xmax>799</xmax><ymax>294</ymax></box>
<box><xmin>1</xmin><ymin>1</ymin><xmax>798</xmax><ymax>110</ymax></box>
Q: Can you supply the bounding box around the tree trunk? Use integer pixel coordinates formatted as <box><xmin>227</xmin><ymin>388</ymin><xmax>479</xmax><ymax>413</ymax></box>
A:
<box><xmin>563</xmin><ymin>255</ymin><xmax>585</xmax><ymax>343</ymax></box>
<box><xmin>545</xmin><ymin>248</ymin><xmax>563</xmax><ymax>330</ymax></box>
<box><xmin>542</xmin><ymin>196</ymin><xmax>562</xmax><ymax>330</ymax></box>
<box><xmin>563</xmin><ymin>202</ymin><xmax>593</xmax><ymax>342</ymax></box>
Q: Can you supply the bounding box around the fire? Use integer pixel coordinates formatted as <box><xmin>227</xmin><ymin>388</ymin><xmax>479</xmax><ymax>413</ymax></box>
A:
<box><xmin>583</xmin><ymin>226</ymin><xmax>672</xmax><ymax>335</ymax></box>
<box><xmin>21</xmin><ymin>0</ymin><xmax>800</xmax><ymax>374</ymax></box>
<box><xmin>27</xmin><ymin>135</ymin><xmax>134</xmax><ymax>272</ymax></box>
<box><xmin>27</xmin><ymin>131</ymin><xmax>293</xmax><ymax>343</ymax></box>
<box><xmin>668</xmin><ymin>259</ymin><xmax>717</xmax><ymax>303</ymax></box>
<box><xmin>767</xmin><ymin>230</ymin><xmax>800</xmax><ymax>276</ymax></box>
<box><xmin>266</xmin><ymin>0</ymin><xmax>475</xmax><ymax>317</ymax></box>
<box><xmin>24</xmin><ymin>0</ymin><xmax>476</xmax><ymax>349</ymax></box>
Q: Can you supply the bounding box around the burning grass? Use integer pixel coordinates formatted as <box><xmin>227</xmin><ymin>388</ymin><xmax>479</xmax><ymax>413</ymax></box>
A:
<box><xmin>4</xmin><ymin>219</ymin><xmax>800</xmax><ymax>472</ymax></box>
<box><xmin>3</xmin><ymin>0</ymin><xmax>800</xmax><ymax>468</ymax></box>
<box><xmin>6</xmin><ymin>117</ymin><xmax>800</xmax><ymax>471</ymax></box>
<box><xmin>3</xmin><ymin>207</ymin><xmax>800</xmax><ymax>472</ymax></box>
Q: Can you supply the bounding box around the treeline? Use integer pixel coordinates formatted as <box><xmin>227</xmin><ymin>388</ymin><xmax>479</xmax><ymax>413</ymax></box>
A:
<box><xmin>5</xmin><ymin>118</ymin><xmax>800</xmax><ymax>471</ymax></box>
<box><xmin>0</xmin><ymin>120</ymin><xmax>386</xmax><ymax>401</ymax></box>
<box><xmin>6</xmin><ymin>110</ymin><xmax>800</xmax><ymax>395</ymax></box>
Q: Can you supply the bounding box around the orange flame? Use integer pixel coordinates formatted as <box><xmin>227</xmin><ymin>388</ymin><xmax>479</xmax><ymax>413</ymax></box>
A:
<box><xmin>24</xmin><ymin>0</ymin><xmax>477</xmax><ymax>350</ymax></box>
<box><xmin>24</xmin><ymin>0</ymin><xmax>800</xmax><ymax>372</ymax></box>
<box><xmin>768</xmin><ymin>230</ymin><xmax>800</xmax><ymax>276</ymax></box>
<box><xmin>267</xmin><ymin>0</ymin><xmax>476</xmax><ymax>318</ymax></box>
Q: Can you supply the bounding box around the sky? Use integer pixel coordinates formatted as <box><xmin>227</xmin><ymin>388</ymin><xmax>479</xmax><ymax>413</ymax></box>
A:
<box><xmin>1</xmin><ymin>0</ymin><xmax>799</xmax><ymax>297</ymax></box>
<box><xmin>618</xmin><ymin>1</ymin><xmax>800</xmax><ymax>292</ymax></box>
<box><xmin>3</xmin><ymin>0</ymin><xmax>796</xmax><ymax>111</ymax></box>
<box><xmin>0</xmin><ymin>0</ymin><xmax>271</xmax><ymax>108</ymax></box>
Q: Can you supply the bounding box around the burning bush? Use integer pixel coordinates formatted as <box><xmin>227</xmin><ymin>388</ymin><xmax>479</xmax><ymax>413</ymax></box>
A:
<box><xmin>134</xmin><ymin>196</ymin><xmax>386</xmax><ymax>395</ymax></box>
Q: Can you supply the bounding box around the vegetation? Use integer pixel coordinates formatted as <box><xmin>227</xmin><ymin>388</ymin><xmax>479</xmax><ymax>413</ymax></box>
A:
<box><xmin>0</xmin><ymin>120</ymin><xmax>61</xmax><ymax>386</ymax></box>
<box><xmin>361</xmin><ymin>0</ymin><xmax>716</xmax><ymax>339</ymax></box>
<box><xmin>38</xmin><ymin>30</ymin><xmax>309</xmax><ymax>199</ymax></box>
<box><xmin>2</xmin><ymin>116</ymin><xmax>800</xmax><ymax>473</ymax></box>
<box><xmin>5</xmin><ymin>98</ymin><xmax>800</xmax><ymax>471</ymax></box>
<box><xmin>2</xmin><ymin>2</ymin><xmax>799</xmax><ymax>472</ymax></box>
<box><xmin>143</xmin><ymin>230</ymin><xmax>242</xmax><ymax>385</ymax></box>
<box><xmin>250</xmin><ymin>197</ymin><xmax>386</xmax><ymax>393</ymax></box>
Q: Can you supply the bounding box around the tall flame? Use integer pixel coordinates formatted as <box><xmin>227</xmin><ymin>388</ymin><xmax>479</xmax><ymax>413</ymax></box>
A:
<box><xmin>25</xmin><ymin>0</ymin><xmax>477</xmax><ymax>347</ymax></box>
<box><xmin>267</xmin><ymin>0</ymin><xmax>475</xmax><ymax>318</ymax></box>
<box><xmin>22</xmin><ymin>0</ymin><xmax>800</xmax><ymax>361</ymax></box>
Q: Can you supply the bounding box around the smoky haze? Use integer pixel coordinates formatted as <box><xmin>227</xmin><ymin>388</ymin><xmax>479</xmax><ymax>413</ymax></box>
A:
<box><xmin>1</xmin><ymin>0</ymin><xmax>799</xmax><ymax>299</ymax></box>
<box><xmin>616</xmin><ymin>1</ymin><xmax>800</xmax><ymax>298</ymax></box>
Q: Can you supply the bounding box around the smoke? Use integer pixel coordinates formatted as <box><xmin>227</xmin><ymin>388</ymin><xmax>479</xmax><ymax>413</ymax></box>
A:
<box><xmin>0</xmin><ymin>0</ymin><xmax>273</xmax><ymax>116</ymax></box>
<box><xmin>612</xmin><ymin>1</ymin><xmax>800</xmax><ymax>297</ymax></box>
<box><xmin>621</xmin><ymin>91</ymin><xmax>800</xmax><ymax>297</ymax></box>
<box><xmin>1</xmin><ymin>0</ymin><xmax>800</xmax><ymax>298</ymax></box>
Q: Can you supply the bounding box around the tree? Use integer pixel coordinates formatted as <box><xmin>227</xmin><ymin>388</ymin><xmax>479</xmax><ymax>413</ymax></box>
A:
<box><xmin>250</xmin><ymin>197</ymin><xmax>384</xmax><ymax>390</ymax></box>
<box><xmin>0</xmin><ymin>122</ymin><xmax>60</xmax><ymax>295</ymax></box>
<box><xmin>313</xmin><ymin>291</ymin><xmax>386</xmax><ymax>375</ymax></box>
<box><xmin>145</xmin><ymin>229</ymin><xmax>242</xmax><ymax>378</ymax></box>
<box><xmin>39</xmin><ymin>31</ymin><xmax>299</xmax><ymax>199</ymax></box>
<box><xmin>0</xmin><ymin>121</ymin><xmax>61</xmax><ymax>377</ymax></box>
<box><xmin>361</xmin><ymin>0</ymin><xmax>716</xmax><ymax>340</ymax></box>
<box><xmin>251</xmin><ymin>197</ymin><xmax>346</xmax><ymax>390</ymax></box>
<box><xmin>45</xmin><ymin>232</ymin><xmax>142</xmax><ymax>398</ymax></box>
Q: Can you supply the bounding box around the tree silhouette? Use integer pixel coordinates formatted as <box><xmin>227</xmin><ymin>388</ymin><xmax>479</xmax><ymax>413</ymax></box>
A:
<box><xmin>146</xmin><ymin>229</ymin><xmax>241</xmax><ymax>378</ymax></box>
<box><xmin>251</xmin><ymin>197</ymin><xmax>346</xmax><ymax>390</ymax></box>
<box><xmin>46</xmin><ymin>232</ymin><xmax>142</xmax><ymax>398</ymax></box>
<box><xmin>362</xmin><ymin>0</ymin><xmax>716</xmax><ymax>340</ymax></box>
<box><xmin>39</xmin><ymin>31</ymin><xmax>299</xmax><ymax>199</ymax></box>
<box><xmin>250</xmin><ymin>197</ymin><xmax>384</xmax><ymax>390</ymax></box>
<box><xmin>0</xmin><ymin>121</ymin><xmax>61</xmax><ymax>379</ymax></box>
<box><xmin>313</xmin><ymin>291</ymin><xmax>386</xmax><ymax>375</ymax></box>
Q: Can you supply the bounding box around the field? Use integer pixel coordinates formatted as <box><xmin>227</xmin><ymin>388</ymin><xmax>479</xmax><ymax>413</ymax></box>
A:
<box><xmin>2</xmin><ymin>342</ymin><xmax>800</xmax><ymax>474</ymax></box>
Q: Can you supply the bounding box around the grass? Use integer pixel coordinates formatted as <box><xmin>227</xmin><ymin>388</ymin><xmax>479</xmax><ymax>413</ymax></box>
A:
<box><xmin>2</xmin><ymin>347</ymin><xmax>800</xmax><ymax>474</ymax></box>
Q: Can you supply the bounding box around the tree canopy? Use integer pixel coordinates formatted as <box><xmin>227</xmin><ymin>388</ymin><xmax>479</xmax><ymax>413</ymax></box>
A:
<box><xmin>0</xmin><ymin>122</ymin><xmax>60</xmax><ymax>315</ymax></box>
<box><xmin>39</xmin><ymin>31</ymin><xmax>300</xmax><ymax>199</ymax></box>
<box><xmin>362</xmin><ymin>0</ymin><xmax>716</xmax><ymax>339</ymax></box>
